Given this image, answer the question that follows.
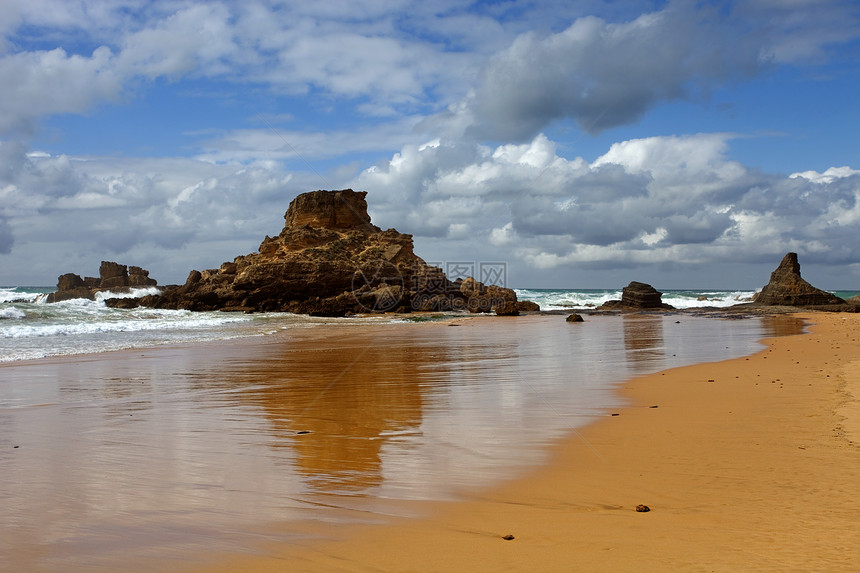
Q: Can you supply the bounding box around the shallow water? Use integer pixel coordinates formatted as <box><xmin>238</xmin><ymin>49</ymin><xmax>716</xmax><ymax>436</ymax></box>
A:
<box><xmin>0</xmin><ymin>314</ymin><xmax>803</xmax><ymax>571</ymax></box>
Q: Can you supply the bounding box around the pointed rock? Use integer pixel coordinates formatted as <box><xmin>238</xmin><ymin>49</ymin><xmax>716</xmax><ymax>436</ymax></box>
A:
<box><xmin>754</xmin><ymin>253</ymin><xmax>844</xmax><ymax>306</ymax></box>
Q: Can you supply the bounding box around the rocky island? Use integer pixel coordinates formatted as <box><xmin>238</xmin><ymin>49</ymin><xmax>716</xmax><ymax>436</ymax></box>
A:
<box><xmin>51</xmin><ymin>189</ymin><xmax>521</xmax><ymax>317</ymax></box>
<box><xmin>47</xmin><ymin>261</ymin><xmax>157</xmax><ymax>303</ymax></box>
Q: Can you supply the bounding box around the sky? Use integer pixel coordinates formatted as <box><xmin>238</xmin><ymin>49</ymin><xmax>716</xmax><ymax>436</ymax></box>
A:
<box><xmin>1</xmin><ymin>0</ymin><xmax>860</xmax><ymax>290</ymax></box>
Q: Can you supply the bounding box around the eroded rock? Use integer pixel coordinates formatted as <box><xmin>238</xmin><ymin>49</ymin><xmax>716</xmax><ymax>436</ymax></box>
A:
<box><xmin>48</xmin><ymin>262</ymin><xmax>158</xmax><ymax>303</ymax></box>
<box><xmin>133</xmin><ymin>189</ymin><xmax>519</xmax><ymax>316</ymax></box>
<box><xmin>754</xmin><ymin>253</ymin><xmax>844</xmax><ymax>307</ymax></box>
<box><xmin>598</xmin><ymin>281</ymin><xmax>674</xmax><ymax>310</ymax></box>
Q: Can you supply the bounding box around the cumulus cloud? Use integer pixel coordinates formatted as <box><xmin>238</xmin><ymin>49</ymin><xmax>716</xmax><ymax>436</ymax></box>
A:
<box><xmin>2</xmin><ymin>129</ymin><xmax>859</xmax><ymax>285</ymax></box>
<box><xmin>0</xmin><ymin>140</ymin><xmax>313</xmax><ymax>281</ymax></box>
<box><xmin>790</xmin><ymin>166</ymin><xmax>860</xmax><ymax>184</ymax></box>
<box><xmin>424</xmin><ymin>3</ymin><xmax>767</xmax><ymax>141</ymax></box>
<box><xmin>0</xmin><ymin>46</ymin><xmax>120</xmax><ymax>134</ymax></box>
<box><xmin>351</xmin><ymin>132</ymin><xmax>860</xmax><ymax>272</ymax></box>
<box><xmin>0</xmin><ymin>0</ymin><xmax>486</xmax><ymax>139</ymax></box>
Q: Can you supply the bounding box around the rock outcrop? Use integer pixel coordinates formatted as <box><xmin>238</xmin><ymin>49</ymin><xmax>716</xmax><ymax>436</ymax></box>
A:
<box><xmin>753</xmin><ymin>253</ymin><xmax>844</xmax><ymax>307</ymax></box>
<box><xmin>516</xmin><ymin>300</ymin><xmax>541</xmax><ymax>312</ymax></box>
<box><xmin>132</xmin><ymin>189</ymin><xmax>519</xmax><ymax>316</ymax></box>
<box><xmin>47</xmin><ymin>261</ymin><xmax>157</xmax><ymax>302</ymax></box>
<box><xmin>598</xmin><ymin>281</ymin><xmax>674</xmax><ymax>310</ymax></box>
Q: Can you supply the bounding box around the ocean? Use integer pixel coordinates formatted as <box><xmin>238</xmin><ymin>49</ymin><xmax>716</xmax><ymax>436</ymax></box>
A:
<box><xmin>2</xmin><ymin>285</ymin><xmax>857</xmax><ymax>363</ymax></box>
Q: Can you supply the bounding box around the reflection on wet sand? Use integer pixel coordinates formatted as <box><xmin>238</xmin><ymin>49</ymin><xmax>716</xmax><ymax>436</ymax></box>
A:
<box><xmin>623</xmin><ymin>315</ymin><xmax>665</xmax><ymax>370</ymax></box>
<box><xmin>0</xmin><ymin>314</ymin><xmax>800</xmax><ymax>571</ymax></box>
<box><xmin>241</xmin><ymin>342</ymin><xmax>433</xmax><ymax>493</ymax></box>
<box><xmin>760</xmin><ymin>314</ymin><xmax>808</xmax><ymax>338</ymax></box>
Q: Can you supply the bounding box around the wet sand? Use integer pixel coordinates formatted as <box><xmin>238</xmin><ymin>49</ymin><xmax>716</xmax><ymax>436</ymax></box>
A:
<box><xmin>3</xmin><ymin>313</ymin><xmax>858</xmax><ymax>572</ymax></box>
<box><xmin>190</xmin><ymin>313</ymin><xmax>860</xmax><ymax>572</ymax></box>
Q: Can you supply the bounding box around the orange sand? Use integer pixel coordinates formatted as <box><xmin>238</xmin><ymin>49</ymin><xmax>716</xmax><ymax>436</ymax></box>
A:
<box><xmin>188</xmin><ymin>312</ymin><xmax>860</xmax><ymax>572</ymax></box>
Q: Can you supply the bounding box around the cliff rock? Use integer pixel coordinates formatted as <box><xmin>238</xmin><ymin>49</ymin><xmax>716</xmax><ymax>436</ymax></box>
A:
<box><xmin>138</xmin><ymin>189</ymin><xmax>519</xmax><ymax>316</ymax></box>
<box><xmin>598</xmin><ymin>281</ymin><xmax>674</xmax><ymax>310</ymax></box>
<box><xmin>754</xmin><ymin>253</ymin><xmax>844</xmax><ymax>307</ymax></box>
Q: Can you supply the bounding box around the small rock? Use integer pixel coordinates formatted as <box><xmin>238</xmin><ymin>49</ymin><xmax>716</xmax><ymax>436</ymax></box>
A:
<box><xmin>566</xmin><ymin>313</ymin><xmax>584</xmax><ymax>323</ymax></box>
<box><xmin>635</xmin><ymin>504</ymin><xmax>651</xmax><ymax>513</ymax></box>
<box><xmin>502</xmin><ymin>534</ymin><xmax>515</xmax><ymax>540</ymax></box>
<box><xmin>296</xmin><ymin>430</ymin><xmax>311</xmax><ymax>435</ymax></box>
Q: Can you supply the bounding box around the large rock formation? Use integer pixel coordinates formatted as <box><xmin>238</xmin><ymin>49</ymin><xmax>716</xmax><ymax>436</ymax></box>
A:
<box><xmin>598</xmin><ymin>281</ymin><xmax>674</xmax><ymax>310</ymax></box>
<box><xmin>754</xmin><ymin>253</ymin><xmax>844</xmax><ymax>307</ymax></box>
<box><xmin>133</xmin><ymin>189</ymin><xmax>519</xmax><ymax>316</ymax></box>
<box><xmin>47</xmin><ymin>261</ymin><xmax>157</xmax><ymax>302</ymax></box>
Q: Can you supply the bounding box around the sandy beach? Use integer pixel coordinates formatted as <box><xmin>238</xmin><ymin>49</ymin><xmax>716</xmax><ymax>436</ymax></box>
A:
<box><xmin>186</xmin><ymin>312</ymin><xmax>860</xmax><ymax>572</ymax></box>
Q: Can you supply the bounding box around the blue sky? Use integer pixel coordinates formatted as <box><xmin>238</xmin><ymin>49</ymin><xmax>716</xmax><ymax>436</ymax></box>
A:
<box><xmin>1</xmin><ymin>0</ymin><xmax>860</xmax><ymax>289</ymax></box>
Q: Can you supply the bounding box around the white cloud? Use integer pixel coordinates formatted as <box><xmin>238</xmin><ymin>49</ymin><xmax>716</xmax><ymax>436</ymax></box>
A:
<box><xmin>116</xmin><ymin>3</ymin><xmax>241</xmax><ymax>79</ymax></box>
<box><xmin>1</xmin><ymin>130</ymin><xmax>859</xmax><ymax>285</ymax></box>
<box><xmin>737</xmin><ymin>0</ymin><xmax>860</xmax><ymax>64</ymax></box>
<box><xmin>424</xmin><ymin>3</ymin><xmax>767</xmax><ymax>141</ymax></box>
<box><xmin>789</xmin><ymin>166</ymin><xmax>860</xmax><ymax>184</ymax></box>
<box><xmin>0</xmin><ymin>140</ymin><xmax>313</xmax><ymax>281</ymax></box>
<box><xmin>350</xmin><ymin>132</ymin><xmax>860</xmax><ymax>272</ymax></box>
<box><xmin>0</xmin><ymin>46</ymin><xmax>120</xmax><ymax>134</ymax></box>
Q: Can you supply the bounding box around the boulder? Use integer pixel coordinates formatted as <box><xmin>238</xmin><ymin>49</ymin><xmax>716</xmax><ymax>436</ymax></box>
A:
<box><xmin>754</xmin><ymin>253</ymin><xmax>844</xmax><ymax>306</ymax></box>
<box><xmin>459</xmin><ymin>277</ymin><xmax>519</xmax><ymax>316</ymax></box>
<box><xmin>598</xmin><ymin>281</ymin><xmax>674</xmax><ymax>310</ymax></box>
<box><xmin>566</xmin><ymin>313</ymin><xmax>584</xmax><ymax>322</ymax></box>
<box><xmin>516</xmin><ymin>300</ymin><xmax>541</xmax><ymax>312</ymax></box>
<box><xmin>57</xmin><ymin>273</ymin><xmax>86</xmax><ymax>292</ymax></box>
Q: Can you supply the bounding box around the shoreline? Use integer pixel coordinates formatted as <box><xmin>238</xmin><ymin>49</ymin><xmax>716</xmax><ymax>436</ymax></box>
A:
<box><xmin>187</xmin><ymin>312</ymin><xmax>860</xmax><ymax>572</ymax></box>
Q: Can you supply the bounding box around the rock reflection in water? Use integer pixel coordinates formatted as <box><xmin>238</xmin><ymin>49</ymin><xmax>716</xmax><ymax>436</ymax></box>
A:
<box><xmin>622</xmin><ymin>316</ymin><xmax>665</xmax><ymax>370</ymax></box>
<box><xmin>760</xmin><ymin>314</ymin><xmax>807</xmax><ymax>338</ymax></box>
<box><xmin>238</xmin><ymin>341</ymin><xmax>433</xmax><ymax>493</ymax></box>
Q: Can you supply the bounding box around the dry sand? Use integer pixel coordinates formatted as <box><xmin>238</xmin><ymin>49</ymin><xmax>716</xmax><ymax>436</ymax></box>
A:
<box><xmin>188</xmin><ymin>313</ymin><xmax>860</xmax><ymax>572</ymax></box>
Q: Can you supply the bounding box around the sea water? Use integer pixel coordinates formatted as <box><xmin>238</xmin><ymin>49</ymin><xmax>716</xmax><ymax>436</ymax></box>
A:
<box><xmin>2</xmin><ymin>285</ymin><xmax>854</xmax><ymax>363</ymax></box>
<box><xmin>0</xmin><ymin>286</ymin><xmax>340</xmax><ymax>362</ymax></box>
